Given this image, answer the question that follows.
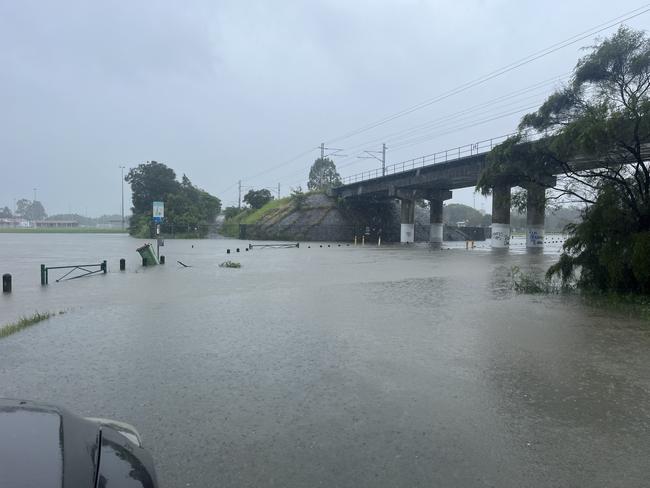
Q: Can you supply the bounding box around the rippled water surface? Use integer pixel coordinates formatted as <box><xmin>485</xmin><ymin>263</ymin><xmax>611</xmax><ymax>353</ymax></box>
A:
<box><xmin>1</xmin><ymin>234</ymin><xmax>649</xmax><ymax>487</ymax></box>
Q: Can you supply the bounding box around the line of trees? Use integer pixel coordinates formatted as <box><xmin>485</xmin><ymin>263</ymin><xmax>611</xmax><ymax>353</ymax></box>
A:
<box><xmin>0</xmin><ymin>200</ymin><xmax>47</xmax><ymax>220</ymax></box>
<box><xmin>126</xmin><ymin>161</ymin><xmax>221</xmax><ymax>237</ymax></box>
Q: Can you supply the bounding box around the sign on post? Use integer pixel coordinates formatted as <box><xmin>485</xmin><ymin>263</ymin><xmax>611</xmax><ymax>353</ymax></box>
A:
<box><xmin>153</xmin><ymin>201</ymin><xmax>164</xmax><ymax>223</ymax></box>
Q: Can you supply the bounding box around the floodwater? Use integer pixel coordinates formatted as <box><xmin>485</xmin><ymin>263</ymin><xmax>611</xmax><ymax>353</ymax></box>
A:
<box><xmin>0</xmin><ymin>233</ymin><xmax>649</xmax><ymax>487</ymax></box>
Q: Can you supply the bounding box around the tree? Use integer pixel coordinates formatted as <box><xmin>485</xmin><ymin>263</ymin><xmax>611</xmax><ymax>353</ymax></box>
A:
<box><xmin>0</xmin><ymin>206</ymin><xmax>12</xmax><ymax>218</ymax></box>
<box><xmin>290</xmin><ymin>186</ymin><xmax>307</xmax><ymax>209</ymax></box>
<box><xmin>307</xmin><ymin>158</ymin><xmax>342</xmax><ymax>191</ymax></box>
<box><xmin>125</xmin><ymin>161</ymin><xmax>180</xmax><ymax>217</ymax></box>
<box><xmin>165</xmin><ymin>174</ymin><xmax>221</xmax><ymax>229</ymax></box>
<box><xmin>15</xmin><ymin>199</ymin><xmax>30</xmax><ymax>218</ymax></box>
<box><xmin>14</xmin><ymin>199</ymin><xmax>46</xmax><ymax>220</ymax></box>
<box><xmin>125</xmin><ymin>162</ymin><xmax>221</xmax><ymax>237</ymax></box>
<box><xmin>478</xmin><ymin>27</ymin><xmax>650</xmax><ymax>293</ymax></box>
<box><xmin>223</xmin><ymin>206</ymin><xmax>242</xmax><ymax>220</ymax></box>
<box><xmin>29</xmin><ymin>201</ymin><xmax>47</xmax><ymax>220</ymax></box>
<box><xmin>243</xmin><ymin>188</ymin><xmax>273</xmax><ymax>209</ymax></box>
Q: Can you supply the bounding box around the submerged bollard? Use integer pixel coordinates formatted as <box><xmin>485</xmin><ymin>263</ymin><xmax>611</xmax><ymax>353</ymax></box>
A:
<box><xmin>160</xmin><ymin>255</ymin><xmax>165</xmax><ymax>264</ymax></box>
<box><xmin>227</xmin><ymin>249</ymin><xmax>230</xmax><ymax>254</ymax></box>
<box><xmin>236</xmin><ymin>248</ymin><xmax>240</xmax><ymax>253</ymax></box>
<box><xmin>40</xmin><ymin>264</ymin><xmax>48</xmax><ymax>285</ymax></box>
<box><xmin>101</xmin><ymin>260</ymin><xmax>107</xmax><ymax>273</ymax></box>
<box><xmin>378</xmin><ymin>237</ymin><xmax>381</xmax><ymax>247</ymax></box>
<box><xmin>2</xmin><ymin>274</ymin><xmax>11</xmax><ymax>293</ymax></box>
<box><xmin>120</xmin><ymin>258</ymin><xmax>126</xmax><ymax>271</ymax></box>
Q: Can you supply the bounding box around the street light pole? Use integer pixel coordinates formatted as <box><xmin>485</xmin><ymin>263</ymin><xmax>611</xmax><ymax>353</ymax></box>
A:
<box><xmin>119</xmin><ymin>166</ymin><xmax>126</xmax><ymax>230</ymax></box>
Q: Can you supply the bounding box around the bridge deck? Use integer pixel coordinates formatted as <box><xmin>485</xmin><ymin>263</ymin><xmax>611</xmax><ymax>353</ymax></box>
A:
<box><xmin>332</xmin><ymin>138</ymin><xmax>650</xmax><ymax>199</ymax></box>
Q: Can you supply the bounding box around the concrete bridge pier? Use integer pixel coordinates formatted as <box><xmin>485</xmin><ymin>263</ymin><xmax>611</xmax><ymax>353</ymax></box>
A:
<box><xmin>399</xmin><ymin>198</ymin><xmax>415</xmax><ymax>244</ymax></box>
<box><xmin>392</xmin><ymin>188</ymin><xmax>421</xmax><ymax>244</ymax></box>
<box><xmin>427</xmin><ymin>190</ymin><xmax>452</xmax><ymax>249</ymax></box>
<box><xmin>491</xmin><ymin>184</ymin><xmax>511</xmax><ymax>248</ymax></box>
<box><xmin>524</xmin><ymin>180</ymin><xmax>553</xmax><ymax>248</ymax></box>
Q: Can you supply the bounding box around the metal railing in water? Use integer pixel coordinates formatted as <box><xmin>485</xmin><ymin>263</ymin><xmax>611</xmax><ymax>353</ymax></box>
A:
<box><xmin>339</xmin><ymin>133</ymin><xmax>517</xmax><ymax>186</ymax></box>
<box><xmin>40</xmin><ymin>261</ymin><xmax>107</xmax><ymax>285</ymax></box>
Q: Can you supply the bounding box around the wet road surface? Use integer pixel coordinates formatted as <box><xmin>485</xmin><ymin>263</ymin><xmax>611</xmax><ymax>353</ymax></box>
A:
<box><xmin>1</xmin><ymin>234</ymin><xmax>649</xmax><ymax>487</ymax></box>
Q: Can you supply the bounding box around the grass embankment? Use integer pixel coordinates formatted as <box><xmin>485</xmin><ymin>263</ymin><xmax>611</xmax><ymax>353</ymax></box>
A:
<box><xmin>0</xmin><ymin>227</ymin><xmax>126</xmax><ymax>234</ymax></box>
<box><xmin>221</xmin><ymin>197</ymin><xmax>293</xmax><ymax>237</ymax></box>
<box><xmin>0</xmin><ymin>311</ymin><xmax>65</xmax><ymax>339</ymax></box>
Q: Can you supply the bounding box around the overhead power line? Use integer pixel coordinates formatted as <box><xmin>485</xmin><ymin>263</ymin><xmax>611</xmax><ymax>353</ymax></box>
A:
<box><xmin>282</xmin><ymin>99</ymin><xmax>540</xmax><ymax>186</ymax></box>
<box><xmin>388</xmin><ymin>103</ymin><xmax>543</xmax><ymax>150</ymax></box>
<box><xmin>331</xmin><ymin>104</ymin><xmax>538</xmax><ymax>177</ymax></box>
<box><xmin>324</xmin><ymin>4</ymin><xmax>650</xmax><ymax>145</ymax></box>
<box><xmin>334</xmin><ymin>73</ymin><xmax>569</xmax><ymax>159</ymax></box>
<box><xmin>221</xmin><ymin>5</ymin><xmax>650</xmax><ymax>199</ymax></box>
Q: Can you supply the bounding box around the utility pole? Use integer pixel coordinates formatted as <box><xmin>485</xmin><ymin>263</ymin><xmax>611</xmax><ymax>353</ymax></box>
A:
<box><xmin>238</xmin><ymin>180</ymin><xmax>242</xmax><ymax>209</ymax></box>
<box><xmin>119</xmin><ymin>165</ymin><xmax>126</xmax><ymax>230</ymax></box>
<box><xmin>319</xmin><ymin>143</ymin><xmax>346</xmax><ymax>160</ymax></box>
<box><xmin>358</xmin><ymin>144</ymin><xmax>387</xmax><ymax>176</ymax></box>
<box><xmin>277</xmin><ymin>183</ymin><xmax>281</xmax><ymax>199</ymax></box>
<box><xmin>33</xmin><ymin>188</ymin><xmax>37</xmax><ymax>203</ymax></box>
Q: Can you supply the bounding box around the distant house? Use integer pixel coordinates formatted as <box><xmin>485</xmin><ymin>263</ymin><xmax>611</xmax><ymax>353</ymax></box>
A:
<box><xmin>33</xmin><ymin>220</ymin><xmax>79</xmax><ymax>228</ymax></box>
<box><xmin>0</xmin><ymin>218</ymin><xmax>29</xmax><ymax>228</ymax></box>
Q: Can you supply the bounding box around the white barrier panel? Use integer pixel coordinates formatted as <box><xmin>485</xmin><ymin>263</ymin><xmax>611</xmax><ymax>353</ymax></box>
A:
<box><xmin>491</xmin><ymin>223</ymin><xmax>510</xmax><ymax>248</ymax></box>
<box><xmin>526</xmin><ymin>226</ymin><xmax>544</xmax><ymax>248</ymax></box>
<box><xmin>400</xmin><ymin>223</ymin><xmax>415</xmax><ymax>243</ymax></box>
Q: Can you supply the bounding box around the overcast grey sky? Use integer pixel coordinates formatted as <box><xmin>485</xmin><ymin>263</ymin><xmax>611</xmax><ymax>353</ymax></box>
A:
<box><xmin>1</xmin><ymin>0</ymin><xmax>648</xmax><ymax>216</ymax></box>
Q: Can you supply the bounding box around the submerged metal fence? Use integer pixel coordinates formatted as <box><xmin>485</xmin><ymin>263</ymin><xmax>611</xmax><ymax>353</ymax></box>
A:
<box><xmin>40</xmin><ymin>261</ymin><xmax>107</xmax><ymax>285</ymax></box>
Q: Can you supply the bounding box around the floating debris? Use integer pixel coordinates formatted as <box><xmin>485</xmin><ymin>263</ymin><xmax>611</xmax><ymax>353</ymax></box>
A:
<box><xmin>219</xmin><ymin>261</ymin><xmax>241</xmax><ymax>268</ymax></box>
<box><xmin>248</xmin><ymin>243</ymin><xmax>299</xmax><ymax>250</ymax></box>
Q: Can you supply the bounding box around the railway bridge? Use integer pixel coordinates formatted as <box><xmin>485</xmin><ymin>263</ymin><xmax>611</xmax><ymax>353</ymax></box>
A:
<box><xmin>331</xmin><ymin>135</ymin><xmax>647</xmax><ymax>248</ymax></box>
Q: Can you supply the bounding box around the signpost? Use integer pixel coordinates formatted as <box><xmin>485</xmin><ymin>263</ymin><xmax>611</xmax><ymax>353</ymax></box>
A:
<box><xmin>153</xmin><ymin>201</ymin><xmax>164</xmax><ymax>260</ymax></box>
<box><xmin>153</xmin><ymin>201</ymin><xmax>164</xmax><ymax>223</ymax></box>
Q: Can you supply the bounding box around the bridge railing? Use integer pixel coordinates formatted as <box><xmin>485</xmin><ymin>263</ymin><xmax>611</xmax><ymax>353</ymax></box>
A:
<box><xmin>339</xmin><ymin>132</ymin><xmax>518</xmax><ymax>186</ymax></box>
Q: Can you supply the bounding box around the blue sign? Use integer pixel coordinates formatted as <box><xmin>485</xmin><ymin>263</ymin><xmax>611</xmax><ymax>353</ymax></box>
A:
<box><xmin>153</xmin><ymin>201</ymin><xmax>164</xmax><ymax>223</ymax></box>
